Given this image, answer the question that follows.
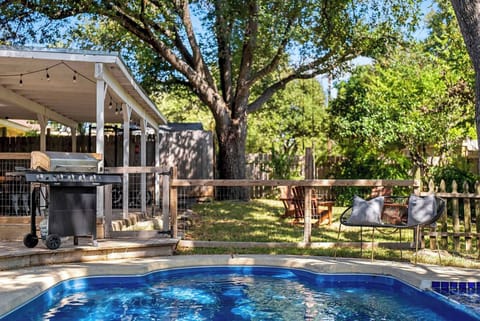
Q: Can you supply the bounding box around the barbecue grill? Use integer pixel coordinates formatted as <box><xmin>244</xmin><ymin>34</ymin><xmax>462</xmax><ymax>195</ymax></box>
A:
<box><xmin>21</xmin><ymin>151</ymin><xmax>121</xmax><ymax>250</ymax></box>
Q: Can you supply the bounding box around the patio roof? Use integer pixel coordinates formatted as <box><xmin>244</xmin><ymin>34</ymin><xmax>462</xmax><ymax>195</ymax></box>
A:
<box><xmin>0</xmin><ymin>46</ymin><xmax>167</xmax><ymax>129</ymax></box>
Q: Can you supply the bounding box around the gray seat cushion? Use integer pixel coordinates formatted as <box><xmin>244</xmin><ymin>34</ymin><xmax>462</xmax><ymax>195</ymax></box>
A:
<box><xmin>407</xmin><ymin>195</ymin><xmax>437</xmax><ymax>226</ymax></box>
<box><xmin>347</xmin><ymin>195</ymin><xmax>384</xmax><ymax>225</ymax></box>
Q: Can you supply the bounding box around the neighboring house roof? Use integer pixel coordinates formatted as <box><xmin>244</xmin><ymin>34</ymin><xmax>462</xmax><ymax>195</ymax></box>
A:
<box><xmin>463</xmin><ymin>137</ymin><xmax>478</xmax><ymax>151</ymax></box>
<box><xmin>159</xmin><ymin>122</ymin><xmax>204</xmax><ymax>131</ymax></box>
<box><xmin>0</xmin><ymin>119</ymin><xmax>35</xmax><ymax>132</ymax></box>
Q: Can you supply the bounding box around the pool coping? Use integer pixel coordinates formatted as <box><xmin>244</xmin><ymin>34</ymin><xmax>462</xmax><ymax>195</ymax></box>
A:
<box><xmin>1</xmin><ymin>254</ymin><xmax>479</xmax><ymax>317</ymax></box>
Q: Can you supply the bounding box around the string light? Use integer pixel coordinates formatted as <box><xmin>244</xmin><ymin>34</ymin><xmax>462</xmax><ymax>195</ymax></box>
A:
<box><xmin>3</xmin><ymin>60</ymin><xmax>123</xmax><ymax>114</ymax></box>
<box><xmin>0</xmin><ymin>61</ymin><xmax>95</xmax><ymax>87</ymax></box>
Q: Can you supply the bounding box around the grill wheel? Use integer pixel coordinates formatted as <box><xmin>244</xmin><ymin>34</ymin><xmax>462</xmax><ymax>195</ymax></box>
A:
<box><xmin>45</xmin><ymin>234</ymin><xmax>61</xmax><ymax>250</ymax></box>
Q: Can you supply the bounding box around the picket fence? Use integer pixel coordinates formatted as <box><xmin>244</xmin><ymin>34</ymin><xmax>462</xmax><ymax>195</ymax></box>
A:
<box><xmin>423</xmin><ymin>179</ymin><xmax>480</xmax><ymax>255</ymax></box>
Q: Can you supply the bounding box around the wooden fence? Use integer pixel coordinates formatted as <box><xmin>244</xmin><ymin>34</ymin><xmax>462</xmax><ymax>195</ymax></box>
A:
<box><xmin>170</xmin><ymin>174</ymin><xmax>480</xmax><ymax>257</ymax></box>
<box><xmin>422</xmin><ymin>179</ymin><xmax>480</xmax><ymax>255</ymax></box>
<box><xmin>1</xmin><ymin>147</ymin><xmax>479</xmax><ymax>256</ymax></box>
<box><xmin>246</xmin><ymin>153</ymin><xmax>344</xmax><ymax>181</ymax></box>
<box><xmin>169</xmin><ymin>176</ymin><xmax>420</xmax><ymax>242</ymax></box>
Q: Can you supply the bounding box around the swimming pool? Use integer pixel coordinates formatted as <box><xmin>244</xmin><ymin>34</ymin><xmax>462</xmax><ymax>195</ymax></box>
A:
<box><xmin>1</xmin><ymin>266</ymin><xmax>478</xmax><ymax>321</ymax></box>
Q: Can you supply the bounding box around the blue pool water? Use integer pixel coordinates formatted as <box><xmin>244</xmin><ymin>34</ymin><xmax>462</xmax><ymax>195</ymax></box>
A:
<box><xmin>1</xmin><ymin>266</ymin><xmax>479</xmax><ymax>321</ymax></box>
<box><xmin>432</xmin><ymin>281</ymin><xmax>480</xmax><ymax>316</ymax></box>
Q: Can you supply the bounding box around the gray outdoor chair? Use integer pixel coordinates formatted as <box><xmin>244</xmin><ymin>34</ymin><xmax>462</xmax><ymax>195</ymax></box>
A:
<box><xmin>335</xmin><ymin>195</ymin><xmax>446</xmax><ymax>264</ymax></box>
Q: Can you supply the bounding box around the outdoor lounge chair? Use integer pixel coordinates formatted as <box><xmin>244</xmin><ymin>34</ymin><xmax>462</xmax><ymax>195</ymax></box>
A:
<box><xmin>334</xmin><ymin>194</ymin><xmax>446</xmax><ymax>263</ymax></box>
<box><xmin>291</xmin><ymin>186</ymin><xmax>332</xmax><ymax>226</ymax></box>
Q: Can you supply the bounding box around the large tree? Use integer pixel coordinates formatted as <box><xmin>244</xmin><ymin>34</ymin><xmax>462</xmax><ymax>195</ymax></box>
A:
<box><xmin>0</xmin><ymin>1</ymin><xmax>419</xmax><ymax>190</ymax></box>
<box><xmin>450</xmin><ymin>0</ymin><xmax>480</xmax><ymax>172</ymax></box>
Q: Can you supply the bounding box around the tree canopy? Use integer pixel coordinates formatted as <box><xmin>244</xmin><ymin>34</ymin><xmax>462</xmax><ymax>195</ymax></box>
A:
<box><xmin>328</xmin><ymin>1</ymin><xmax>475</xmax><ymax>179</ymax></box>
<box><xmin>0</xmin><ymin>0</ymin><xmax>421</xmax><ymax>190</ymax></box>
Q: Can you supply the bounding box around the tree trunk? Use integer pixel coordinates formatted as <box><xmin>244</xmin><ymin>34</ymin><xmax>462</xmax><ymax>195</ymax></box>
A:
<box><xmin>450</xmin><ymin>0</ymin><xmax>480</xmax><ymax>173</ymax></box>
<box><xmin>216</xmin><ymin>116</ymin><xmax>250</xmax><ymax>200</ymax></box>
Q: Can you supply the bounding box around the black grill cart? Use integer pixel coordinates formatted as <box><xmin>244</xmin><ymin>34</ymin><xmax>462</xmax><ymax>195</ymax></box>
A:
<box><xmin>19</xmin><ymin>151</ymin><xmax>121</xmax><ymax>250</ymax></box>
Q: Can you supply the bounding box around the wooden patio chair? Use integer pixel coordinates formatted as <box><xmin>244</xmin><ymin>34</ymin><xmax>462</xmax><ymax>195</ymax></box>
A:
<box><xmin>279</xmin><ymin>186</ymin><xmax>295</xmax><ymax>218</ymax></box>
<box><xmin>291</xmin><ymin>186</ymin><xmax>332</xmax><ymax>226</ymax></box>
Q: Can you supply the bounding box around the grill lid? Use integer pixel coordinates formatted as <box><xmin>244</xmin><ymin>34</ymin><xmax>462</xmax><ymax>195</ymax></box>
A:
<box><xmin>31</xmin><ymin>151</ymin><xmax>102</xmax><ymax>172</ymax></box>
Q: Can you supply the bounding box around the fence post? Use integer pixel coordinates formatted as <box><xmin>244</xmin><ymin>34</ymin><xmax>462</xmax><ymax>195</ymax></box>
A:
<box><xmin>428</xmin><ymin>179</ymin><xmax>436</xmax><ymax>250</ymax></box>
<box><xmin>169</xmin><ymin>167</ymin><xmax>178</xmax><ymax>239</ymax></box>
<box><xmin>452</xmin><ymin>180</ymin><xmax>460</xmax><ymax>252</ymax></box>
<box><xmin>475</xmin><ymin>181</ymin><xmax>480</xmax><ymax>259</ymax></box>
<box><xmin>463</xmin><ymin>181</ymin><xmax>472</xmax><ymax>251</ymax></box>
<box><xmin>162</xmin><ymin>172</ymin><xmax>170</xmax><ymax>233</ymax></box>
<box><xmin>439</xmin><ymin>180</ymin><xmax>448</xmax><ymax>249</ymax></box>
<box><xmin>303</xmin><ymin>148</ymin><xmax>314</xmax><ymax>243</ymax></box>
<box><xmin>305</xmin><ymin>148</ymin><xmax>314</xmax><ymax>180</ymax></box>
<box><xmin>303</xmin><ymin>187</ymin><xmax>312</xmax><ymax>243</ymax></box>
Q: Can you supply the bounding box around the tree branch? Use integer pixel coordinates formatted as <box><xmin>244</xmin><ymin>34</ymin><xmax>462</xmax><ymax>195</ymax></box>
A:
<box><xmin>215</xmin><ymin>0</ymin><xmax>233</xmax><ymax>105</ymax></box>
<box><xmin>249</xmin><ymin>11</ymin><xmax>298</xmax><ymax>86</ymax></box>
<box><xmin>247</xmin><ymin>49</ymin><xmax>357</xmax><ymax>114</ymax></box>
<box><xmin>234</xmin><ymin>0</ymin><xmax>258</xmax><ymax>117</ymax></box>
<box><xmin>174</xmin><ymin>0</ymin><xmax>216</xmax><ymax>89</ymax></box>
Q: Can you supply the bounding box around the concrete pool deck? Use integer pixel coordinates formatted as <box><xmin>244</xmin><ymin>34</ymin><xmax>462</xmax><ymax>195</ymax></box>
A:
<box><xmin>0</xmin><ymin>237</ymin><xmax>178</xmax><ymax>270</ymax></box>
<box><xmin>1</xmin><ymin>253</ymin><xmax>480</xmax><ymax>317</ymax></box>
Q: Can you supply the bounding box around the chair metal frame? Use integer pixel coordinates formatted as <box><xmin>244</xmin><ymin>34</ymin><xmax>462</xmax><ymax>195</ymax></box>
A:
<box><xmin>335</xmin><ymin>195</ymin><xmax>446</xmax><ymax>264</ymax></box>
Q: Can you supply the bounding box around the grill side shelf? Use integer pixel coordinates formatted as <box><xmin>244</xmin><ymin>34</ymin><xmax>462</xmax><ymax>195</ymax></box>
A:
<box><xmin>24</xmin><ymin>172</ymin><xmax>122</xmax><ymax>185</ymax></box>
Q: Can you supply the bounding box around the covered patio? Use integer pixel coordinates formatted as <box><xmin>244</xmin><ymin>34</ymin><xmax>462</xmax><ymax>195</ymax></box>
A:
<box><xmin>0</xmin><ymin>47</ymin><xmax>167</xmax><ymax>233</ymax></box>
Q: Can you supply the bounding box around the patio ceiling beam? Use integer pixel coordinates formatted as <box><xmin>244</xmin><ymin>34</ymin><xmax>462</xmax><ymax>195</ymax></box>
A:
<box><xmin>0</xmin><ymin>85</ymin><xmax>78</xmax><ymax>128</ymax></box>
<box><xmin>94</xmin><ymin>63</ymin><xmax>159</xmax><ymax>128</ymax></box>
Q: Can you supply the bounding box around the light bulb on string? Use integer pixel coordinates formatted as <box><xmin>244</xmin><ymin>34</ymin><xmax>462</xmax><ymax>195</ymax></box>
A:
<box><xmin>73</xmin><ymin>71</ymin><xmax>77</xmax><ymax>83</ymax></box>
<box><xmin>46</xmin><ymin>68</ymin><xmax>50</xmax><ymax>81</ymax></box>
<box><xmin>19</xmin><ymin>74</ymin><xmax>23</xmax><ymax>87</ymax></box>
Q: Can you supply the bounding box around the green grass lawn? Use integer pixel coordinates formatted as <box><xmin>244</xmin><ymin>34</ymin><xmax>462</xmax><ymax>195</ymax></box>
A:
<box><xmin>187</xmin><ymin>199</ymin><xmax>409</xmax><ymax>243</ymax></box>
<box><xmin>176</xmin><ymin>198</ymin><xmax>480</xmax><ymax>268</ymax></box>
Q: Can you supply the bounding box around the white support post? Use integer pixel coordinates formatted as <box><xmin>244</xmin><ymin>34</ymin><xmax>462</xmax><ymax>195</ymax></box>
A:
<box><xmin>122</xmin><ymin>104</ymin><xmax>132</xmax><ymax>219</ymax></box>
<box><xmin>95</xmin><ymin>73</ymin><xmax>107</xmax><ymax>219</ymax></box>
<box><xmin>37</xmin><ymin>114</ymin><xmax>48</xmax><ymax>152</ymax></box>
<box><xmin>36</xmin><ymin>114</ymin><xmax>48</xmax><ymax>212</ymax></box>
<box><xmin>71</xmin><ymin>126</ymin><xmax>77</xmax><ymax>152</ymax></box>
<box><xmin>140</xmin><ymin>119</ymin><xmax>147</xmax><ymax>213</ymax></box>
